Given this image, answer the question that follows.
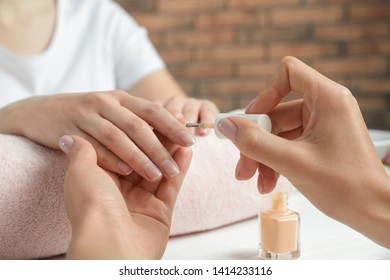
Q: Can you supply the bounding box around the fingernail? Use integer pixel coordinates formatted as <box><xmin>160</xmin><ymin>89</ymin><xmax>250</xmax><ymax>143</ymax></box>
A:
<box><xmin>59</xmin><ymin>135</ymin><xmax>74</xmax><ymax>156</ymax></box>
<box><xmin>178</xmin><ymin>130</ymin><xmax>197</xmax><ymax>146</ymax></box>
<box><xmin>245</xmin><ymin>99</ymin><xmax>256</xmax><ymax>112</ymax></box>
<box><xmin>217</xmin><ymin>119</ymin><xmax>238</xmax><ymax>141</ymax></box>
<box><xmin>384</xmin><ymin>149</ymin><xmax>390</xmax><ymax>164</ymax></box>
<box><xmin>144</xmin><ymin>163</ymin><xmax>163</xmax><ymax>181</ymax></box>
<box><xmin>257</xmin><ymin>175</ymin><xmax>263</xmax><ymax>193</ymax></box>
<box><xmin>161</xmin><ymin>159</ymin><xmax>180</xmax><ymax>177</ymax></box>
<box><xmin>117</xmin><ymin>161</ymin><xmax>133</xmax><ymax>175</ymax></box>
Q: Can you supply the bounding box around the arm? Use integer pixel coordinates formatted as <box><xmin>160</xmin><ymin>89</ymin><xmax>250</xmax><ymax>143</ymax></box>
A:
<box><xmin>129</xmin><ymin>69</ymin><xmax>185</xmax><ymax>103</ymax></box>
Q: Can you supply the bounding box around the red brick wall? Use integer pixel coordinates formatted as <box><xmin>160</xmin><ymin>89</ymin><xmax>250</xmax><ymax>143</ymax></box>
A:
<box><xmin>117</xmin><ymin>0</ymin><xmax>390</xmax><ymax>129</ymax></box>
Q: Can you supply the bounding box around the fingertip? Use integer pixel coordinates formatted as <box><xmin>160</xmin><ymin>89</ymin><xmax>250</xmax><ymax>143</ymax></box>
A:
<box><xmin>59</xmin><ymin>135</ymin><xmax>74</xmax><ymax>156</ymax></box>
<box><xmin>180</xmin><ymin>146</ymin><xmax>193</xmax><ymax>161</ymax></box>
<box><xmin>178</xmin><ymin>130</ymin><xmax>197</xmax><ymax>147</ymax></box>
<box><xmin>174</xmin><ymin>146</ymin><xmax>193</xmax><ymax>172</ymax></box>
<box><xmin>244</xmin><ymin>98</ymin><xmax>256</xmax><ymax>113</ymax></box>
<box><xmin>217</xmin><ymin>118</ymin><xmax>238</xmax><ymax>141</ymax></box>
<box><xmin>60</xmin><ymin>135</ymin><xmax>97</xmax><ymax>165</ymax></box>
<box><xmin>257</xmin><ymin>174</ymin><xmax>264</xmax><ymax>194</ymax></box>
<box><xmin>195</xmin><ymin>128</ymin><xmax>210</xmax><ymax>137</ymax></box>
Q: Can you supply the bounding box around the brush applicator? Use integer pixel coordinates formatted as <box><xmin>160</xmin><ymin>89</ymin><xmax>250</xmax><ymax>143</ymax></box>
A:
<box><xmin>186</xmin><ymin>113</ymin><xmax>272</xmax><ymax>139</ymax></box>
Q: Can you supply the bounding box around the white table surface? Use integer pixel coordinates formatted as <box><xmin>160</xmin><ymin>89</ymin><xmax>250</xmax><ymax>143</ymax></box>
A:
<box><xmin>163</xmin><ymin>192</ymin><xmax>390</xmax><ymax>260</ymax></box>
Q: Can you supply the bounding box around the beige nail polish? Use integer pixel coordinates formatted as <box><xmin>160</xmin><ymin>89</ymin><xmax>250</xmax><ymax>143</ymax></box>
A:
<box><xmin>259</xmin><ymin>192</ymin><xmax>300</xmax><ymax>260</ymax></box>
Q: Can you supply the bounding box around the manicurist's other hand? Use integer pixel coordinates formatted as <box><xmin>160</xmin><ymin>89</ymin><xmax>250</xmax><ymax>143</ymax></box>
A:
<box><xmin>217</xmin><ymin>56</ymin><xmax>390</xmax><ymax>248</ymax></box>
<box><xmin>59</xmin><ymin>135</ymin><xmax>192</xmax><ymax>259</ymax></box>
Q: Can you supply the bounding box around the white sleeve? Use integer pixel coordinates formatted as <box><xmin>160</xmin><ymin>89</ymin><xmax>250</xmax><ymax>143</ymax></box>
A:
<box><xmin>105</xmin><ymin>1</ymin><xmax>165</xmax><ymax>90</ymax></box>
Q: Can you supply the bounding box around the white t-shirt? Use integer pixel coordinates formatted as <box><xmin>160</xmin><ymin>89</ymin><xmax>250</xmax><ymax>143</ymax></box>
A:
<box><xmin>0</xmin><ymin>0</ymin><xmax>165</xmax><ymax>108</ymax></box>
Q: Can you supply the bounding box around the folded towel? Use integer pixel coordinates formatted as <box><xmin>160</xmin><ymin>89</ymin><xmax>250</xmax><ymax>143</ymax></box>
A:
<box><xmin>0</xmin><ymin>133</ymin><xmax>294</xmax><ymax>259</ymax></box>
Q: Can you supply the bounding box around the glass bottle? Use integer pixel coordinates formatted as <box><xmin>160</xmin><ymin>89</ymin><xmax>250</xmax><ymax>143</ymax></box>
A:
<box><xmin>259</xmin><ymin>191</ymin><xmax>300</xmax><ymax>260</ymax></box>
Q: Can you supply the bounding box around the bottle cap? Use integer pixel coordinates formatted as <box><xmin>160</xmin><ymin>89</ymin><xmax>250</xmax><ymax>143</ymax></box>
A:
<box><xmin>214</xmin><ymin>113</ymin><xmax>272</xmax><ymax>139</ymax></box>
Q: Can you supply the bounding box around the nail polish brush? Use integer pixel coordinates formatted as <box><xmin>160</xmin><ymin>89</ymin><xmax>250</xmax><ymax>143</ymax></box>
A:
<box><xmin>186</xmin><ymin>113</ymin><xmax>272</xmax><ymax>139</ymax></box>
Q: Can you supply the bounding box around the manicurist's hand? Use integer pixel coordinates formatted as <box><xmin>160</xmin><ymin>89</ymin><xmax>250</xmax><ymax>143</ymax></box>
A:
<box><xmin>59</xmin><ymin>135</ymin><xmax>192</xmax><ymax>259</ymax></box>
<box><xmin>0</xmin><ymin>91</ymin><xmax>196</xmax><ymax>181</ymax></box>
<box><xmin>217</xmin><ymin>56</ymin><xmax>390</xmax><ymax>248</ymax></box>
<box><xmin>162</xmin><ymin>96</ymin><xmax>219</xmax><ymax>136</ymax></box>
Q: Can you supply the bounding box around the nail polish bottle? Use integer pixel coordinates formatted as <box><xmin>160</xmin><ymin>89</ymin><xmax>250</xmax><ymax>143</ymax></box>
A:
<box><xmin>259</xmin><ymin>191</ymin><xmax>300</xmax><ymax>260</ymax></box>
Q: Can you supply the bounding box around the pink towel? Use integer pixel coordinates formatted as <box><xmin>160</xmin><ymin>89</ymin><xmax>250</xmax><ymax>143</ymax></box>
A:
<box><xmin>0</xmin><ymin>133</ymin><xmax>294</xmax><ymax>259</ymax></box>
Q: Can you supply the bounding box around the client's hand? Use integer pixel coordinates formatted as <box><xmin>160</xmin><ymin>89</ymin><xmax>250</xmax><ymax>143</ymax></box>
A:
<box><xmin>162</xmin><ymin>96</ymin><xmax>219</xmax><ymax>136</ymax></box>
<box><xmin>59</xmin><ymin>135</ymin><xmax>192</xmax><ymax>259</ymax></box>
<box><xmin>0</xmin><ymin>91</ymin><xmax>196</xmax><ymax>181</ymax></box>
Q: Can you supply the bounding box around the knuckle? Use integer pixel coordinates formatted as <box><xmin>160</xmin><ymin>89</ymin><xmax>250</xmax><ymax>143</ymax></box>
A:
<box><xmin>82</xmin><ymin>93</ymin><xmax>108</xmax><ymax>108</ymax></box>
<box><xmin>126</xmin><ymin>118</ymin><xmax>149</xmax><ymax>133</ymax></box>
<box><xmin>281</xmin><ymin>56</ymin><xmax>298</xmax><ymax>68</ymax></box>
<box><xmin>83</xmin><ymin>93</ymin><xmax>100</xmax><ymax>104</ymax></box>
<box><xmin>125</xmin><ymin>151</ymin><xmax>144</xmax><ymax>166</ymax></box>
<box><xmin>339</xmin><ymin>86</ymin><xmax>353</xmax><ymax>98</ymax></box>
<box><xmin>144</xmin><ymin>103</ymin><xmax>164</xmax><ymax>118</ymax></box>
<box><xmin>239</xmin><ymin>127</ymin><xmax>263</xmax><ymax>157</ymax></box>
<box><xmin>112</xmin><ymin>90</ymin><xmax>129</xmax><ymax>99</ymax></box>
<box><xmin>332</xmin><ymin>86</ymin><xmax>355</xmax><ymax>109</ymax></box>
<box><xmin>97</xmin><ymin>153</ymin><xmax>112</xmax><ymax>169</ymax></box>
<box><xmin>148</xmin><ymin>144</ymin><xmax>167</xmax><ymax>160</ymax></box>
<box><xmin>101</xmin><ymin>127</ymin><xmax>125</xmax><ymax>143</ymax></box>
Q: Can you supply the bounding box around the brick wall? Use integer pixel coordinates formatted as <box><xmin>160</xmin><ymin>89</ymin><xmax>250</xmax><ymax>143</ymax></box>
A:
<box><xmin>117</xmin><ymin>0</ymin><xmax>390</xmax><ymax>130</ymax></box>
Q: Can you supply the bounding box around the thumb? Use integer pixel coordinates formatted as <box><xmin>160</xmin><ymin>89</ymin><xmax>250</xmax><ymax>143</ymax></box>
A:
<box><xmin>217</xmin><ymin>118</ymin><xmax>300</xmax><ymax>176</ymax></box>
<box><xmin>59</xmin><ymin>135</ymin><xmax>97</xmax><ymax>169</ymax></box>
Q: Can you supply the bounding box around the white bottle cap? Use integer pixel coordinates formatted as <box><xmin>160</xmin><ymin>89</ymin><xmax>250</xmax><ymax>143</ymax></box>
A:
<box><xmin>214</xmin><ymin>113</ymin><xmax>272</xmax><ymax>139</ymax></box>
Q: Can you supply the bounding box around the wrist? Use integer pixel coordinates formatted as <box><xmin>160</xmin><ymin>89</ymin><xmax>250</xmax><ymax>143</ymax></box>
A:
<box><xmin>348</xmin><ymin>169</ymin><xmax>390</xmax><ymax>248</ymax></box>
<box><xmin>66</xmin><ymin>210</ymin><xmax>142</xmax><ymax>260</ymax></box>
<box><xmin>0</xmin><ymin>102</ymin><xmax>24</xmax><ymax>135</ymax></box>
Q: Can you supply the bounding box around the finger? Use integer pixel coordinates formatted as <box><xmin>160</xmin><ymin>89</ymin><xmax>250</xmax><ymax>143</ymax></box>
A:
<box><xmin>268</xmin><ymin>99</ymin><xmax>304</xmax><ymax>134</ymax></box>
<box><xmin>73</xmin><ymin>127</ymin><xmax>133</xmax><ymax>176</ymax></box>
<box><xmin>182</xmin><ymin>98</ymin><xmax>201</xmax><ymax>123</ymax></box>
<box><xmin>118</xmin><ymin>93</ymin><xmax>197</xmax><ymax>147</ymax></box>
<box><xmin>218</xmin><ymin>117</ymin><xmax>304</xmax><ymax>180</ymax></box>
<box><xmin>198</xmin><ymin>101</ymin><xmax>219</xmax><ymax>123</ymax></box>
<box><xmin>164</xmin><ymin>96</ymin><xmax>185</xmax><ymax>120</ymax></box>
<box><xmin>181</xmin><ymin>98</ymin><xmax>201</xmax><ymax>135</ymax></box>
<box><xmin>59</xmin><ymin>135</ymin><xmax>97</xmax><ymax>170</ymax></box>
<box><xmin>235</xmin><ymin>153</ymin><xmax>258</xmax><ymax>180</ymax></box>
<box><xmin>156</xmin><ymin>147</ymin><xmax>193</xmax><ymax>210</ymax></box>
<box><xmin>258</xmin><ymin>163</ymin><xmax>280</xmax><ymax>194</ymax></box>
<box><xmin>235</xmin><ymin>144</ymin><xmax>280</xmax><ymax>194</ymax></box>
<box><xmin>125</xmin><ymin>141</ymin><xmax>182</xmax><ymax>195</ymax></box>
<box><xmin>277</xmin><ymin>127</ymin><xmax>304</xmax><ymax>140</ymax></box>
<box><xmin>105</xmin><ymin>108</ymin><xmax>185</xmax><ymax>180</ymax></box>
<box><xmin>81</xmin><ymin>115</ymin><xmax>171</xmax><ymax>182</ymax></box>
<box><xmin>121</xmin><ymin>171</ymin><xmax>143</xmax><ymax>188</ymax></box>
<box><xmin>196</xmin><ymin>101</ymin><xmax>219</xmax><ymax>136</ymax></box>
<box><xmin>246</xmin><ymin>56</ymin><xmax>342</xmax><ymax>114</ymax></box>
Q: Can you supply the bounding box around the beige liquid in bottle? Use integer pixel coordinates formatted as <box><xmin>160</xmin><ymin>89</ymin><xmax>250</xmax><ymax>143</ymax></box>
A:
<box><xmin>259</xmin><ymin>192</ymin><xmax>300</xmax><ymax>260</ymax></box>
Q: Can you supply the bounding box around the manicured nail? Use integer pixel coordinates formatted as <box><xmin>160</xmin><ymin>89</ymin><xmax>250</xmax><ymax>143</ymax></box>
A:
<box><xmin>59</xmin><ymin>135</ymin><xmax>74</xmax><ymax>156</ymax></box>
<box><xmin>257</xmin><ymin>175</ymin><xmax>263</xmax><ymax>193</ymax></box>
<box><xmin>384</xmin><ymin>150</ymin><xmax>390</xmax><ymax>164</ymax></box>
<box><xmin>217</xmin><ymin>119</ymin><xmax>238</xmax><ymax>141</ymax></box>
<box><xmin>117</xmin><ymin>161</ymin><xmax>133</xmax><ymax>175</ymax></box>
<box><xmin>144</xmin><ymin>163</ymin><xmax>163</xmax><ymax>181</ymax></box>
<box><xmin>162</xmin><ymin>159</ymin><xmax>180</xmax><ymax>177</ymax></box>
<box><xmin>178</xmin><ymin>130</ymin><xmax>197</xmax><ymax>146</ymax></box>
<box><xmin>244</xmin><ymin>98</ymin><xmax>256</xmax><ymax>112</ymax></box>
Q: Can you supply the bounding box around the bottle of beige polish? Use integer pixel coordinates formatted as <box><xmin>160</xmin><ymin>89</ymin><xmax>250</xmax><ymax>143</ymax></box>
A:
<box><xmin>259</xmin><ymin>191</ymin><xmax>300</xmax><ymax>260</ymax></box>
